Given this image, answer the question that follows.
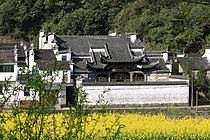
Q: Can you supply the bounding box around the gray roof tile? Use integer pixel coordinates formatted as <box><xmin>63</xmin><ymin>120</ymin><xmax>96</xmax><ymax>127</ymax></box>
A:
<box><xmin>0</xmin><ymin>42</ymin><xmax>28</xmax><ymax>65</ymax></box>
<box><xmin>0</xmin><ymin>42</ymin><xmax>17</xmax><ymax>49</ymax></box>
<box><xmin>56</xmin><ymin>35</ymin><xmax>144</xmax><ymax>55</ymax></box>
<box><xmin>34</xmin><ymin>49</ymin><xmax>56</xmax><ymax>61</ymax></box>
<box><xmin>73</xmin><ymin>58</ymin><xmax>91</xmax><ymax>73</ymax></box>
<box><xmin>177</xmin><ymin>57</ymin><xmax>210</xmax><ymax>70</ymax></box>
<box><xmin>36</xmin><ymin>60</ymin><xmax>70</xmax><ymax>71</ymax></box>
<box><xmin>56</xmin><ymin>35</ymin><xmax>168</xmax><ymax>73</ymax></box>
<box><xmin>0</xmin><ymin>49</ymin><xmax>15</xmax><ymax>63</ymax></box>
<box><xmin>34</xmin><ymin>49</ymin><xmax>71</xmax><ymax>71</ymax></box>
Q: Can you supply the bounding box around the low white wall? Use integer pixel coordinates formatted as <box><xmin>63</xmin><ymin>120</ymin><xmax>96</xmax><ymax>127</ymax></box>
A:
<box><xmin>82</xmin><ymin>84</ymin><xmax>189</xmax><ymax>105</ymax></box>
<box><xmin>0</xmin><ymin>72</ymin><xmax>17</xmax><ymax>81</ymax></box>
<box><xmin>0</xmin><ymin>64</ymin><xmax>18</xmax><ymax>81</ymax></box>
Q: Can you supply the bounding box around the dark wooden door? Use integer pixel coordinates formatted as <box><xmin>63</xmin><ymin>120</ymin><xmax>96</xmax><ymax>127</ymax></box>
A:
<box><xmin>66</xmin><ymin>86</ymin><xmax>76</xmax><ymax>106</ymax></box>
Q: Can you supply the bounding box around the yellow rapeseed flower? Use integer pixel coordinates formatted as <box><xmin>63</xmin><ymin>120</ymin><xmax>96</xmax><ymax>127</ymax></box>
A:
<box><xmin>0</xmin><ymin>112</ymin><xmax>210</xmax><ymax>139</ymax></box>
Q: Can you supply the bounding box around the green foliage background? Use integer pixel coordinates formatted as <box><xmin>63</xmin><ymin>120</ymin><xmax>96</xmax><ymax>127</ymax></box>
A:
<box><xmin>0</xmin><ymin>0</ymin><xmax>210</xmax><ymax>53</ymax></box>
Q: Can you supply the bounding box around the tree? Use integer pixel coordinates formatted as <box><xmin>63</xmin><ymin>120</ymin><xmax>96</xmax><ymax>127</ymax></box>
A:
<box><xmin>0</xmin><ymin>0</ymin><xmax>17</xmax><ymax>34</ymax></box>
<box><xmin>196</xmin><ymin>66</ymin><xmax>208</xmax><ymax>94</ymax></box>
<box><xmin>114</xmin><ymin>1</ymin><xmax>210</xmax><ymax>53</ymax></box>
<box><xmin>1</xmin><ymin>0</ymin><xmax>210</xmax><ymax>49</ymax></box>
<box><xmin>55</xmin><ymin>0</ymin><xmax>115</xmax><ymax>35</ymax></box>
<box><xmin>185</xmin><ymin>57</ymin><xmax>194</xmax><ymax>106</ymax></box>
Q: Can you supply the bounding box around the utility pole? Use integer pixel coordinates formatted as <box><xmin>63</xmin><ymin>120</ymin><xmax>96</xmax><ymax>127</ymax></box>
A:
<box><xmin>191</xmin><ymin>75</ymin><xmax>194</xmax><ymax>107</ymax></box>
<box><xmin>196</xmin><ymin>90</ymin><xmax>198</xmax><ymax>112</ymax></box>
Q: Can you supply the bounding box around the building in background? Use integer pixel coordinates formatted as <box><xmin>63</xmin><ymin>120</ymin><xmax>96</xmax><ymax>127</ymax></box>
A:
<box><xmin>1</xmin><ymin>31</ymin><xmax>194</xmax><ymax>108</ymax></box>
<box><xmin>38</xmin><ymin>31</ymin><xmax>189</xmax><ymax>106</ymax></box>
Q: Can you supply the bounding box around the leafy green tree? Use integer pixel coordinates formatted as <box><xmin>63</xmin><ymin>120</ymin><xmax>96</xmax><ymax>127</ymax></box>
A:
<box><xmin>185</xmin><ymin>57</ymin><xmax>193</xmax><ymax>78</ymax></box>
<box><xmin>1</xmin><ymin>0</ymin><xmax>210</xmax><ymax>50</ymax></box>
<box><xmin>0</xmin><ymin>0</ymin><xmax>17</xmax><ymax>34</ymax></box>
<box><xmin>196</xmin><ymin>66</ymin><xmax>208</xmax><ymax>94</ymax></box>
<box><xmin>42</xmin><ymin>0</ymin><xmax>82</xmax><ymax>33</ymax></box>
<box><xmin>204</xmin><ymin>34</ymin><xmax>210</xmax><ymax>48</ymax></box>
<box><xmin>55</xmin><ymin>0</ymin><xmax>124</xmax><ymax>35</ymax></box>
<box><xmin>115</xmin><ymin>1</ymin><xmax>210</xmax><ymax>53</ymax></box>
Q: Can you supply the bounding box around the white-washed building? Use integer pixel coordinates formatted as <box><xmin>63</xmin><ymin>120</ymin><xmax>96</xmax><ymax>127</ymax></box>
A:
<box><xmin>40</xmin><ymin>31</ymin><xmax>189</xmax><ymax>106</ymax></box>
<box><xmin>0</xmin><ymin>31</ymin><xmax>190</xmax><ymax>108</ymax></box>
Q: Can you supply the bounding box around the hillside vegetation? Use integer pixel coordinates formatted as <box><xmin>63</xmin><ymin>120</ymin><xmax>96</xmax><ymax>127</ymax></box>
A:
<box><xmin>0</xmin><ymin>0</ymin><xmax>210</xmax><ymax>53</ymax></box>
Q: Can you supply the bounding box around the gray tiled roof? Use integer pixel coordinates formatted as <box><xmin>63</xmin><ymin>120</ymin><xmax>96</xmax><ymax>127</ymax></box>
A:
<box><xmin>36</xmin><ymin>60</ymin><xmax>70</xmax><ymax>71</ymax></box>
<box><xmin>87</xmin><ymin>52</ymin><xmax>107</xmax><ymax>69</ymax></box>
<box><xmin>34</xmin><ymin>49</ymin><xmax>58</xmax><ymax>70</ymax></box>
<box><xmin>0</xmin><ymin>43</ymin><xmax>16</xmax><ymax>63</ymax></box>
<box><xmin>141</xmin><ymin>61</ymin><xmax>158</xmax><ymax>69</ymax></box>
<box><xmin>152</xmin><ymin>58</ymin><xmax>169</xmax><ymax>70</ymax></box>
<box><xmin>56</xmin><ymin>35</ymin><xmax>144</xmax><ymax>55</ymax></box>
<box><xmin>0</xmin><ymin>42</ymin><xmax>28</xmax><ymax>66</ymax></box>
<box><xmin>0</xmin><ymin>49</ymin><xmax>15</xmax><ymax>63</ymax></box>
<box><xmin>177</xmin><ymin>57</ymin><xmax>210</xmax><ymax>70</ymax></box>
<box><xmin>0</xmin><ymin>42</ymin><xmax>28</xmax><ymax>57</ymax></box>
<box><xmin>34</xmin><ymin>49</ymin><xmax>56</xmax><ymax>61</ymax></box>
<box><xmin>188</xmin><ymin>53</ymin><xmax>202</xmax><ymax>57</ymax></box>
<box><xmin>131</xmin><ymin>51</ymin><xmax>143</xmax><ymax>56</ymax></box>
<box><xmin>56</xmin><ymin>36</ymin><xmax>90</xmax><ymax>53</ymax></box>
<box><xmin>106</xmin><ymin>44</ymin><xmax>132</xmax><ymax>62</ymax></box>
<box><xmin>36</xmin><ymin>61</ymin><xmax>54</xmax><ymax>70</ymax></box>
<box><xmin>0</xmin><ymin>42</ymin><xmax>17</xmax><ymax>49</ymax></box>
<box><xmin>56</xmin><ymin>35</ymin><xmax>168</xmax><ymax>73</ymax></box>
<box><xmin>73</xmin><ymin>58</ymin><xmax>90</xmax><ymax>73</ymax></box>
<box><xmin>57</xmin><ymin>35</ymin><xmax>145</xmax><ymax>69</ymax></box>
<box><xmin>56</xmin><ymin>61</ymin><xmax>70</xmax><ymax>70</ymax></box>
<box><xmin>135</xmin><ymin>57</ymin><xmax>169</xmax><ymax>71</ymax></box>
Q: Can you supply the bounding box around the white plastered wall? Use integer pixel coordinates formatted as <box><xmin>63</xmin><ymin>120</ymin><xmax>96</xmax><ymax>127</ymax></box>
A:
<box><xmin>82</xmin><ymin>84</ymin><xmax>189</xmax><ymax>105</ymax></box>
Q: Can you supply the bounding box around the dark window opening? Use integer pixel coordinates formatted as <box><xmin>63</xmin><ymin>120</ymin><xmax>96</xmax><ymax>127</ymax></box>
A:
<box><xmin>133</xmin><ymin>73</ymin><xmax>144</xmax><ymax>81</ymax></box>
<box><xmin>0</xmin><ymin>65</ymin><xmax>14</xmax><ymax>72</ymax></box>
<box><xmin>24</xmin><ymin>87</ymin><xmax>30</xmax><ymax>96</ymax></box>
<box><xmin>62</xmin><ymin>55</ymin><xmax>67</xmax><ymax>61</ymax></box>
<box><xmin>73</xmin><ymin>58</ymin><xmax>82</xmax><ymax>63</ymax></box>
<box><xmin>111</xmin><ymin>72</ymin><xmax>130</xmax><ymax>82</ymax></box>
<box><xmin>96</xmin><ymin>74</ymin><xmax>108</xmax><ymax>82</ymax></box>
<box><xmin>18</xmin><ymin>57</ymin><xmax>25</xmax><ymax>61</ymax></box>
<box><xmin>66</xmin><ymin>86</ymin><xmax>76</xmax><ymax>107</ymax></box>
<box><xmin>63</xmin><ymin>71</ymin><xmax>68</xmax><ymax>82</ymax></box>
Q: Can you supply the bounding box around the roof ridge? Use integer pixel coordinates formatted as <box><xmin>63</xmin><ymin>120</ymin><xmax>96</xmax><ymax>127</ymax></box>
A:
<box><xmin>57</xmin><ymin>35</ymin><xmax>126</xmax><ymax>39</ymax></box>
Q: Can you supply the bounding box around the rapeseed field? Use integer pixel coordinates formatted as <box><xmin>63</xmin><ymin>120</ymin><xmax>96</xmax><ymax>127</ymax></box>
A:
<box><xmin>0</xmin><ymin>112</ymin><xmax>209</xmax><ymax>139</ymax></box>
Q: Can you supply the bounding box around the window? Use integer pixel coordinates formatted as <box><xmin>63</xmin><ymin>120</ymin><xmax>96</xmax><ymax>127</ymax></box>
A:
<box><xmin>63</xmin><ymin>71</ymin><xmax>68</xmax><ymax>82</ymax></box>
<box><xmin>133</xmin><ymin>73</ymin><xmax>144</xmax><ymax>82</ymax></box>
<box><xmin>24</xmin><ymin>87</ymin><xmax>30</xmax><ymax>96</ymax></box>
<box><xmin>96</xmin><ymin>74</ymin><xmax>108</xmax><ymax>82</ymax></box>
<box><xmin>0</xmin><ymin>65</ymin><xmax>14</xmax><ymax>72</ymax></box>
<box><xmin>0</xmin><ymin>85</ymin><xmax>3</xmax><ymax>95</ymax></box>
<box><xmin>62</xmin><ymin>55</ymin><xmax>67</xmax><ymax>61</ymax></box>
